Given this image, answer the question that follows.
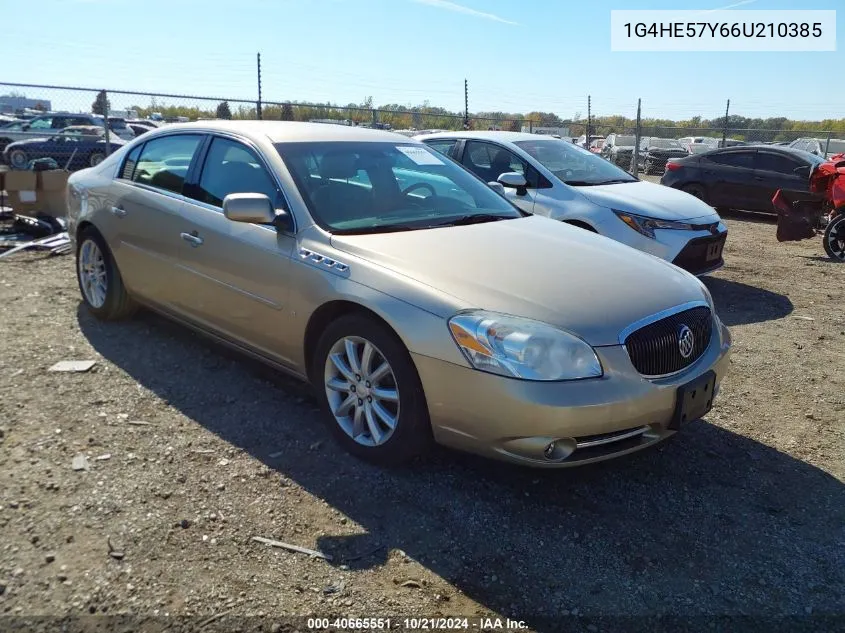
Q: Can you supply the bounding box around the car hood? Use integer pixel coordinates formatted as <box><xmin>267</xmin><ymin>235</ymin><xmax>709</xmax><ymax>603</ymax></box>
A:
<box><xmin>575</xmin><ymin>180</ymin><xmax>719</xmax><ymax>222</ymax></box>
<box><xmin>330</xmin><ymin>216</ymin><xmax>708</xmax><ymax>347</ymax></box>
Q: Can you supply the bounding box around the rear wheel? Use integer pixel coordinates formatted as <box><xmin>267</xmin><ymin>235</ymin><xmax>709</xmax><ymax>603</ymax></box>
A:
<box><xmin>823</xmin><ymin>212</ymin><xmax>845</xmax><ymax>262</ymax></box>
<box><xmin>8</xmin><ymin>149</ymin><xmax>28</xmax><ymax>170</ymax></box>
<box><xmin>312</xmin><ymin>313</ymin><xmax>432</xmax><ymax>466</ymax></box>
<box><xmin>682</xmin><ymin>183</ymin><xmax>708</xmax><ymax>203</ymax></box>
<box><xmin>76</xmin><ymin>227</ymin><xmax>137</xmax><ymax>320</ymax></box>
<box><xmin>644</xmin><ymin>159</ymin><xmax>655</xmax><ymax>175</ymax></box>
<box><xmin>89</xmin><ymin>152</ymin><xmax>105</xmax><ymax>167</ymax></box>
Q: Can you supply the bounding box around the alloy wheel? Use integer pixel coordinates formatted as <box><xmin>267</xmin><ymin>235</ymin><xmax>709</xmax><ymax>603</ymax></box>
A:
<box><xmin>324</xmin><ymin>336</ymin><xmax>399</xmax><ymax>447</ymax></box>
<box><xmin>9</xmin><ymin>150</ymin><xmax>28</xmax><ymax>169</ymax></box>
<box><xmin>825</xmin><ymin>215</ymin><xmax>845</xmax><ymax>261</ymax></box>
<box><xmin>78</xmin><ymin>239</ymin><xmax>107</xmax><ymax>308</ymax></box>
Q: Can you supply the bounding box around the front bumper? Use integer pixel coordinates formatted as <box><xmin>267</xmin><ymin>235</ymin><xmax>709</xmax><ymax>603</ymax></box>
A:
<box><xmin>414</xmin><ymin>319</ymin><xmax>732</xmax><ymax>467</ymax></box>
<box><xmin>589</xmin><ymin>212</ymin><xmax>728</xmax><ymax>269</ymax></box>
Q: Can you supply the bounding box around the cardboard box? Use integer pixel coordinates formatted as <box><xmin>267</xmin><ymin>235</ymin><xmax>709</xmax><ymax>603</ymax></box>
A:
<box><xmin>2</xmin><ymin>169</ymin><xmax>69</xmax><ymax>218</ymax></box>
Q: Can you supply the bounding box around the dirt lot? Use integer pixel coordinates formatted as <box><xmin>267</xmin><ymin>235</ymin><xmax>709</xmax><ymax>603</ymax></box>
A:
<box><xmin>0</xmin><ymin>214</ymin><xmax>843</xmax><ymax>632</ymax></box>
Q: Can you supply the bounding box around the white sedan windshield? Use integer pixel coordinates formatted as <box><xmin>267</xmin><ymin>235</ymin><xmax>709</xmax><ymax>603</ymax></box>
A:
<box><xmin>514</xmin><ymin>139</ymin><xmax>637</xmax><ymax>186</ymax></box>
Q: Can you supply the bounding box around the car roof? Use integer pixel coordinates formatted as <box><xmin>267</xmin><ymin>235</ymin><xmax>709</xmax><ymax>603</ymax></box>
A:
<box><xmin>154</xmin><ymin>120</ymin><xmax>411</xmax><ymax>144</ymax></box>
<box><xmin>708</xmin><ymin>145</ymin><xmax>815</xmax><ymax>160</ymax></box>
<box><xmin>414</xmin><ymin>131</ymin><xmax>542</xmax><ymax>143</ymax></box>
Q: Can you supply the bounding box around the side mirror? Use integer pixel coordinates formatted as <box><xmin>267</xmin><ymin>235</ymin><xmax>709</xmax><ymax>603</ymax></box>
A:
<box><xmin>497</xmin><ymin>172</ymin><xmax>527</xmax><ymax>189</ymax></box>
<box><xmin>497</xmin><ymin>172</ymin><xmax>528</xmax><ymax>196</ymax></box>
<box><xmin>487</xmin><ymin>181</ymin><xmax>506</xmax><ymax>196</ymax></box>
<box><xmin>223</xmin><ymin>193</ymin><xmax>291</xmax><ymax>231</ymax></box>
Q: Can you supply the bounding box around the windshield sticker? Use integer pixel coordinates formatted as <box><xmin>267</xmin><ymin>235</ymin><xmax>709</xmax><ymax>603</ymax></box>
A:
<box><xmin>397</xmin><ymin>146</ymin><xmax>444</xmax><ymax>165</ymax></box>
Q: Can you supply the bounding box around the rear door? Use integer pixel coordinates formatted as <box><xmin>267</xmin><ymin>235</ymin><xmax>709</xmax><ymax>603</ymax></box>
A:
<box><xmin>107</xmin><ymin>133</ymin><xmax>205</xmax><ymax>305</ymax></box>
<box><xmin>177</xmin><ymin>134</ymin><xmax>297</xmax><ymax>364</ymax></box>
<box><xmin>699</xmin><ymin>149</ymin><xmax>758</xmax><ymax>209</ymax></box>
<box><xmin>752</xmin><ymin>151</ymin><xmax>810</xmax><ymax>209</ymax></box>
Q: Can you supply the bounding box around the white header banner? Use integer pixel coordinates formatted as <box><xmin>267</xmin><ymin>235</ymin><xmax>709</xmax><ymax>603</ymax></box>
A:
<box><xmin>610</xmin><ymin>10</ymin><xmax>836</xmax><ymax>52</ymax></box>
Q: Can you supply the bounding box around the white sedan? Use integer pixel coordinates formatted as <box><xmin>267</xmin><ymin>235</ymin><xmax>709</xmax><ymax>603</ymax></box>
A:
<box><xmin>416</xmin><ymin>131</ymin><xmax>728</xmax><ymax>275</ymax></box>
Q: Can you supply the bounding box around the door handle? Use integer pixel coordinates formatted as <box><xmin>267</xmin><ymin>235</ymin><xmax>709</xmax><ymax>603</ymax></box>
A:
<box><xmin>110</xmin><ymin>206</ymin><xmax>126</xmax><ymax>217</ymax></box>
<box><xmin>180</xmin><ymin>231</ymin><xmax>204</xmax><ymax>247</ymax></box>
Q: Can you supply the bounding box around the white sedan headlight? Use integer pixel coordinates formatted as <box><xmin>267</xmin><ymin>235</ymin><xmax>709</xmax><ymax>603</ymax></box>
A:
<box><xmin>613</xmin><ymin>210</ymin><xmax>697</xmax><ymax>239</ymax></box>
<box><xmin>448</xmin><ymin>311</ymin><xmax>602</xmax><ymax>381</ymax></box>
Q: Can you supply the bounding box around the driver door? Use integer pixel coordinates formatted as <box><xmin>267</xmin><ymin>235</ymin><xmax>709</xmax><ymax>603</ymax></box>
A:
<box><xmin>460</xmin><ymin>141</ymin><xmax>536</xmax><ymax>213</ymax></box>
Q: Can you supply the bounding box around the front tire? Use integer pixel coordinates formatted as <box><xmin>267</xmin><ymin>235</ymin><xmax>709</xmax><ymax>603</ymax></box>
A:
<box><xmin>823</xmin><ymin>212</ymin><xmax>845</xmax><ymax>262</ymax></box>
<box><xmin>89</xmin><ymin>152</ymin><xmax>105</xmax><ymax>167</ymax></box>
<box><xmin>313</xmin><ymin>313</ymin><xmax>432</xmax><ymax>466</ymax></box>
<box><xmin>76</xmin><ymin>227</ymin><xmax>137</xmax><ymax>320</ymax></box>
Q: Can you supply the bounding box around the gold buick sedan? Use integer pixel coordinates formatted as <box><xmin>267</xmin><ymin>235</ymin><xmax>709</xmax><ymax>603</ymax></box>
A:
<box><xmin>68</xmin><ymin>121</ymin><xmax>732</xmax><ymax>467</ymax></box>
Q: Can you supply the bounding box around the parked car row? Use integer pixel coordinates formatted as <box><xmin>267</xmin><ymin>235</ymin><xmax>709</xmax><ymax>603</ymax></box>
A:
<box><xmin>0</xmin><ymin>113</ymin><xmax>163</xmax><ymax>168</ymax></box>
<box><xmin>68</xmin><ymin>120</ymin><xmax>732</xmax><ymax>469</ymax></box>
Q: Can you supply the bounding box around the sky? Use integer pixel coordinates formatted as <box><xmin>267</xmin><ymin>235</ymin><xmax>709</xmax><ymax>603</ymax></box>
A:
<box><xmin>2</xmin><ymin>0</ymin><xmax>842</xmax><ymax>122</ymax></box>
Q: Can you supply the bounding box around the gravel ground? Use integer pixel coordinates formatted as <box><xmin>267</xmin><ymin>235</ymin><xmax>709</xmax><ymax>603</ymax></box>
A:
<box><xmin>0</xmin><ymin>214</ymin><xmax>843</xmax><ymax>633</ymax></box>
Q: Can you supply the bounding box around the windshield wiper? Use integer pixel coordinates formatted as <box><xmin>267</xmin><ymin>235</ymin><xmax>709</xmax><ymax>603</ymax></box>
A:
<box><xmin>333</xmin><ymin>224</ymin><xmax>418</xmax><ymax>235</ymax></box>
<box><xmin>432</xmin><ymin>213</ymin><xmax>517</xmax><ymax>227</ymax></box>
<box><xmin>593</xmin><ymin>178</ymin><xmax>637</xmax><ymax>185</ymax></box>
<box><xmin>563</xmin><ymin>180</ymin><xmax>600</xmax><ymax>186</ymax></box>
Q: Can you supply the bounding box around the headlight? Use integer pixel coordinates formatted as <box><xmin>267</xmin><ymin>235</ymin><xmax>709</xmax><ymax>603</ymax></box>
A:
<box><xmin>613</xmin><ymin>210</ymin><xmax>697</xmax><ymax>239</ymax></box>
<box><xmin>448</xmin><ymin>311</ymin><xmax>602</xmax><ymax>381</ymax></box>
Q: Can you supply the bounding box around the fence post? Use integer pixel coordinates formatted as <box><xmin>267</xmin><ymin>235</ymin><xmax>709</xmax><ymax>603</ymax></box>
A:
<box><xmin>529</xmin><ymin>119</ymin><xmax>533</xmax><ymax>133</ymax></box>
<box><xmin>824</xmin><ymin>131</ymin><xmax>832</xmax><ymax>158</ymax></box>
<box><xmin>103</xmin><ymin>90</ymin><xmax>111</xmax><ymax>158</ymax></box>
<box><xmin>586</xmin><ymin>95</ymin><xmax>591</xmax><ymax>147</ymax></box>
<box><xmin>631</xmin><ymin>98</ymin><xmax>641</xmax><ymax>176</ymax></box>
<box><xmin>722</xmin><ymin>99</ymin><xmax>730</xmax><ymax>147</ymax></box>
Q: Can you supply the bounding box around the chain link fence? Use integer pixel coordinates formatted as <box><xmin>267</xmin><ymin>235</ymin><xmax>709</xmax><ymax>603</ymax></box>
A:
<box><xmin>2</xmin><ymin>82</ymin><xmax>844</xmax><ymax>176</ymax></box>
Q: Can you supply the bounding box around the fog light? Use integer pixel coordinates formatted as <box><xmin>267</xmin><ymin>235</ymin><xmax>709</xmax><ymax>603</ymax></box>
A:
<box><xmin>544</xmin><ymin>442</ymin><xmax>556</xmax><ymax>459</ymax></box>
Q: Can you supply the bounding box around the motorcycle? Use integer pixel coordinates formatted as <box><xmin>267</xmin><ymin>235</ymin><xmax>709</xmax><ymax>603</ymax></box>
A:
<box><xmin>772</xmin><ymin>153</ymin><xmax>845</xmax><ymax>261</ymax></box>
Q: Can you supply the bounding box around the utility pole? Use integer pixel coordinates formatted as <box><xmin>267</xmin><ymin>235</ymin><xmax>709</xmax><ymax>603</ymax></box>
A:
<box><xmin>463</xmin><ymin>79</ymin><xmax>469</xmax><ymax>130</ymax></box>
<box><xmin>722</xmin><ymin>99</ymin><xmax>730</xmax><ymax>147</ymax></box>
<box><xmin>586</xmin><ymin>95</ymin><xmax>591</xmax><ymax>147</ymax></box>
<box><xmin>256</xmin><ymin>52</ymin><xmax>263</xmax><ymax>121</ymax></box>
<box><xmin>631</xmin><ymin>98</ymin><xmax>641</xmax><ymax>176</ymax></box>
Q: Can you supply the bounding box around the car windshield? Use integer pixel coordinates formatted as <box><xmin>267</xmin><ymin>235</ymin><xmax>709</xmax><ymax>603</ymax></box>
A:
<box><xmin>615</xmin><ymin>136</ymin><xmax>635</xmax><ymax>146</ymax></box>
<box><xmin>649</xmin><ymin>138</ymin><xmax>682</xmax><ymax>149</ymax></box>
<box><xmin>513</xmin><ymin>138</ymin><xmax>637</xmax><ymax>186</ymax></box>
<box><xmin>276</xmin><ymin>141</ymin><xmax>523</xmax><ymax>234</ymax></box>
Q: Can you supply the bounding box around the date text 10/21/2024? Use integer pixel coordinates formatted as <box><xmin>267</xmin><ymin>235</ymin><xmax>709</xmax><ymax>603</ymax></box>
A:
<box><xmin>307</xmin><ymin>617</ymin><xmax>529</xmax><ymax>631</ymax></box>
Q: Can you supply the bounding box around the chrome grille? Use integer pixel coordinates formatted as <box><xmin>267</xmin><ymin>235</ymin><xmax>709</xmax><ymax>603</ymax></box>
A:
<box><xmin>624</xmin><ymin>307</ymin><xmax>712</xmax><ymax>376</ymax></box>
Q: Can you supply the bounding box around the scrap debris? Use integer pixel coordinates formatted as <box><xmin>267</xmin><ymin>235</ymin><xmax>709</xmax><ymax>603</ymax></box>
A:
<box><xmin>49</xmin><ymin>360</ymin><xmax>97</xmax><ymax>373</ymax></box>
<box><xmin>251</xmin><ymin>536</ymin><xmax>333</xmax><ymax>561</ymax></box>
<box><xmin>71</xmin><ymin>454</ymin><xmax>90</xmax><ymax>472</ymax></box>
<box><xmin>0</xmin><ymin>212</ymin><xmax>70</xmax><ymax>258</ymax></box>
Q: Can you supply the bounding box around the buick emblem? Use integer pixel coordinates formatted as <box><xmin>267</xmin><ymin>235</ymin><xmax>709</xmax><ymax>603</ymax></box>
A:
<box><xmin>678</xmin><ymin>325</ymin><xmax>695</xmax><ymax>359</ymax></box>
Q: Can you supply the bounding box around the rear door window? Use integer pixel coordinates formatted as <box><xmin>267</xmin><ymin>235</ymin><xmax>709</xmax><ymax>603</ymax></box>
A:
<box><xmin>130</xmin><ymin>134</ymin><xmax>204</xmax><ymax>194</ymax></box>
<box><xmin>706</xmin><ymin>151</ymin><xmax>755</xmax><ymax>169</ymax></box>
<box><xmin>424</xmin><ymin>139</ymin><xmax>458</xmax><ymax>158</ymax></box>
